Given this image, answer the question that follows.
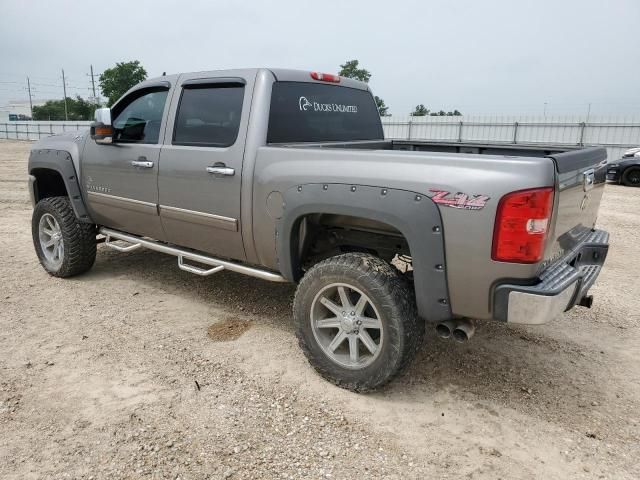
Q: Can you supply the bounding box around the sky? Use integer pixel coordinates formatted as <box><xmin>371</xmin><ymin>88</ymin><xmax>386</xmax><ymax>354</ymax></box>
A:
<box><xmin>1</xmin><ymin>0</ymin><xmax>639</xmax><ymax>116</ymax></box>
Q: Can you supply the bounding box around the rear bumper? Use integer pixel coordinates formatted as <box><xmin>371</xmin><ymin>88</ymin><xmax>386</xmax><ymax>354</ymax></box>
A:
<box><xmin>493</xmin><ymin>229</ymin><xmax>609</xmax><ymax>325</ymax></box>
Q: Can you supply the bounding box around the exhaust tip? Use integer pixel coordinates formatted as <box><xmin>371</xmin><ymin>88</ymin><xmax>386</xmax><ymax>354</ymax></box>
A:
<box><xmin>436</xmin><ymin>321</ymin><xmax>454</xmax><ymax>339</ymax></box>
<box><xmin>452</xmin><ymin>329</ymin><xmax>466</xmax><ymax>343</ymax></box>
<box><xmin>452</xmin><ymin>319</ymin><xmax>476</xmax><ymax>343</ymax></box>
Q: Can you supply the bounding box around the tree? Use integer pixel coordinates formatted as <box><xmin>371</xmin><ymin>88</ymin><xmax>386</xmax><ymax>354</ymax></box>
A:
<box><xmin>374</xmin><ymin>96</ymin><xmax>389</xmax><ymax>116</ymax></box>
<box><xmin>411</xmin><ymin>104</ymin><xmax>430</xmax><ymax>116</ymax></box>
<box><xmin>429</xmin><ymin>109</ymin><xmax>462</xmax><ymax>116</ymax></box>
<box><xmin>339</xmin><ymin>59</ymin><xmax>389</xmax><ymax>116</ymax></box>
<box><xmin>32</xmin><ymin>96</ymin><xmax>97</xmax><ymax>121</ymax></box>
<box><xmin>99</xmin><ymin>60</ymin><xmax>147</xmax><ymax>106</ymax></box>
<box><xmin>338</xmin><ymin>59</ymin><xmax>371</xmax><ymax>83</ymax></box>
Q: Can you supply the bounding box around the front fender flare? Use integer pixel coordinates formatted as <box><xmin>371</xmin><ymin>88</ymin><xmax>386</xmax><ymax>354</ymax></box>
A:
<box><xmin>28</xmin><ymin>149</ymin><xmax>93</xmax><ymax>223</ymax></box>
<box><xmin>276</xmin><ymin>183</ymin><xmax>451</xmax><ymax>322</ymax></box>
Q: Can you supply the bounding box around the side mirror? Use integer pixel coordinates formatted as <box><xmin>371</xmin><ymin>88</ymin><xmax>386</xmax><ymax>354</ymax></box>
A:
<box><xmin>90</xmin><ymin>108</ymin><xmax>113</xmax><ymax>144</ymax></box>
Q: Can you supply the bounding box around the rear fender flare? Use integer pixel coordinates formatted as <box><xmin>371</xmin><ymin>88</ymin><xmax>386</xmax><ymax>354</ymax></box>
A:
<box><xmin>276</xmin><ymin>183</ymin><xmax>451</xmax><ymax>322</ymax></box>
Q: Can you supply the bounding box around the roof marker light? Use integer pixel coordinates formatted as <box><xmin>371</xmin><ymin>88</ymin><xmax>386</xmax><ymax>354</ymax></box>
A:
<box><xmin>310</xmin><ymin>72</ymin><xmax>341</xmax><ymax>83</ymax></box>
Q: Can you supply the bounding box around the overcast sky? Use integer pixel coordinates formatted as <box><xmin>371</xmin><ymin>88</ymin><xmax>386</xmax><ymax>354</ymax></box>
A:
<box><xmin>1</xmin><ymin>0</ymin><xmax>639</xmax><ymax>116</ymax></box>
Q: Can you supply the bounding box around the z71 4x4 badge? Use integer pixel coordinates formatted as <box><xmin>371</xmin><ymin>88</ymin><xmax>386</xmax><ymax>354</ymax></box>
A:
<box><xmin>428</xmin><ymin>189</ymin><xmax>490</xmax><ymax>210</ymax></box>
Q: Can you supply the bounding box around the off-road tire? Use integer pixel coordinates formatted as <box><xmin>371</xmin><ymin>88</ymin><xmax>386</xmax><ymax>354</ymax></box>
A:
<box><xmin>32</xmin><ymin>196</ymin><xmax>96</xmax><ymax>277</ymax></box>
<box><xmin>622</xmin><ymin>167</ymin><xmax>640</xmax><ymax>187</ymax></box>
<box><xmin>293</xmin><ymin>253</ymin><xmax>424</xmax><ymax>392</ymax></box>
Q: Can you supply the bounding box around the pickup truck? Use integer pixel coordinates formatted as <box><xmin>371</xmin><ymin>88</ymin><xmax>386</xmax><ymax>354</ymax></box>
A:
<box><xmin>28</xmin><ymin>68</ymin><xmax>610</xmax><ymax>391</ymax></box>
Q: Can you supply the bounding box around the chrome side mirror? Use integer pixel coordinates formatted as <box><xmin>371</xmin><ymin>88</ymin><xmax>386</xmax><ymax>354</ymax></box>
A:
<box><xmin>90</xmin><ymin>108</ymin><xmax>113</xmax><ymax>144</ymax></box>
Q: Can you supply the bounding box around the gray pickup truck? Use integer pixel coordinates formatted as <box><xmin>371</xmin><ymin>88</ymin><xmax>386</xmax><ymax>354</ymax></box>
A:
<box><xmin>28</xmin><ymin>68</ymin><xmax>610</xmax><ymax>391</ymax></box>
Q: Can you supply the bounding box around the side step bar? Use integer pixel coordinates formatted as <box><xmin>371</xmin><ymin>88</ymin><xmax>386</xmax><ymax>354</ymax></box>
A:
<box><xmin>100</xmin><ymin>227</ymin><xmax>288</xmax><ymax>283</ymax></box>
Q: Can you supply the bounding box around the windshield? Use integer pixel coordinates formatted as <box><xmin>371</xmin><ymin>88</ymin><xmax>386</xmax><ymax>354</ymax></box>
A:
<box><xmin>267</xmin><ymin>82</ymin><xmax>383</xmax><ymax>143</ymax></box>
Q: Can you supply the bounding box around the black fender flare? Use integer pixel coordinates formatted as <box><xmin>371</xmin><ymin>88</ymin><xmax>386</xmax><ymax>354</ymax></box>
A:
<box><xmin>28</xmin><ymin>149</ymin><xmax>93</xmax><ymax>223</ymax></box>
<box><xmin>276</xmin><ymin>183</ymin><xmax>451</xmax><ymax>322</ymax></box>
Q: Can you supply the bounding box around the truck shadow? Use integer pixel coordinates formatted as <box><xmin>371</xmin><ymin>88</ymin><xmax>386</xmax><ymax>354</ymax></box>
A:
<box><xmin>83</xmin><ymin>247</ymin><xmax>614</xmax><ymax>435</ymax></box>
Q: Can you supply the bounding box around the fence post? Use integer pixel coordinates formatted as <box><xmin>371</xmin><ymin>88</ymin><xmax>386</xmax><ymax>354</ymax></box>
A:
<box><xmin>3</xmin><ymin>123</ymin><xmax>7</xmax><ymax>139</ymax></box>
<box><xmin>513</xmin><ymin>121</ymin><xmax>519</xmax><ymax>144</ymax></box>
<box><xmin>458</xmin><ymin>121</ymin><xmax>463</xmax><ymax>142</ymax></box>
<box><xmin>407</xmin><ymin>118</ymin><xmax>413</xmax><ymax>140</ymax></box>
<box><xmin>37</xmin><ymin>124</ymin><xmax>41</xmax><ymax>139</ymax></box>
<box><xmin>26</xmin><ymin>123</ymin><xmax>29</xmax><ymax>140</ymax></box>
<box><xmin>16</xmin><ymin>123</ymin><xmax>19</xmax><ymax>139</ymax></box>
<box><xmin>578</xmin><ymin>122</ymin><xmax>586</xmax><ymax>146</ymax></box>
<box><xmin>50</xmin><ymin>123</ymin><xmax>53</xmax><ymax>136</ymax></box>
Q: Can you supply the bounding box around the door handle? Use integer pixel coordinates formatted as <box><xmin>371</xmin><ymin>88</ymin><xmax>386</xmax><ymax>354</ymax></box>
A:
<box><xmin>206</xmin><ymin>165</ymin><xmax>235</xmax><ymax>176</ymax></box>
<box><xmin>131</xmin><ymin>159</ymin><xmax>154</xmax><ymax>168</ymax></box>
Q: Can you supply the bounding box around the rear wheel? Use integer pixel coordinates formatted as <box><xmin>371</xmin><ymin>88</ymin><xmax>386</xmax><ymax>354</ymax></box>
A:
<box><xmin>293</xmin><ymin>253</ymin><xmax>424</xmax><ymax>392</ymax></box>
<box><xmin>622</xmin><ymin>167</ymin><xmax>640</xmax><ymax>187</ymax></box>
<box><xmin>32</xmin><ymin>196</ymin><xmax>96</xmax><ymax>277</ymax></box>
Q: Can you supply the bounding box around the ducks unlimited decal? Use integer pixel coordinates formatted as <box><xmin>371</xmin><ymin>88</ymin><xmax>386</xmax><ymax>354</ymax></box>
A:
<box><xmin>298</xmin><ymin>96</ymin><xmax>358</xmax><ymax>113</ymax></box>
<box><xmin>428</xmin><ymin>189</ymin><xmax>490</xmax><ymax>210</ymax></box>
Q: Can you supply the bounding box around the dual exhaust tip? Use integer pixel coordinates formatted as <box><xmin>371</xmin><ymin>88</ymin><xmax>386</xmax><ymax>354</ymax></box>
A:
<box><xmin>436</xmin><ymin>318</ymin><xmax>476</xmax><ymax>343</ymax></box>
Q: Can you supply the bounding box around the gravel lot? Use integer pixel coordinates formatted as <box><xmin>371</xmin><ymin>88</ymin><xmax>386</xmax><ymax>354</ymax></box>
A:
<box><xmin>0</xmin><ymin>139</ymin><xmax>638</xmax><ymax>479</ymax></box>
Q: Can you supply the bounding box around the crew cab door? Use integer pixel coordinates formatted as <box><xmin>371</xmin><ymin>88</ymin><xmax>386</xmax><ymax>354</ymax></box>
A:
<box><xmin>158</xmin><ymin>71</ymin><xmax>254</xmax><ymax>260</ymax></box>
<box><xmin>82</xmin><ymin>86</ymin><xmax>170</xmax><ymax>240</ymax></box>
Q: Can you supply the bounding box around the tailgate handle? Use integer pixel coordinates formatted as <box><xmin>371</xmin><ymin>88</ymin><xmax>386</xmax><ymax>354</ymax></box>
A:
<box><xmin>583</xmin><ymin>169</ymin><xmax>595</xmax><ymax>191</ymax></box>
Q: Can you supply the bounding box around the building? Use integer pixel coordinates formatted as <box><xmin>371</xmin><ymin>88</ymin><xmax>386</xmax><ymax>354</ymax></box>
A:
<box><xmin>4</xmin><ymin>98</ymin><xmax>55</xmax><ymax>119</ymax></box>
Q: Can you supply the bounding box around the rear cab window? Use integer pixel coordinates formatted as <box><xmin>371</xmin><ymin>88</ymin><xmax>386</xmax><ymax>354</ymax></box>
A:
<box><xmin>267</xmin><ymin>82</ymin><xmax>383</xmax><ymax>143</ymax></box>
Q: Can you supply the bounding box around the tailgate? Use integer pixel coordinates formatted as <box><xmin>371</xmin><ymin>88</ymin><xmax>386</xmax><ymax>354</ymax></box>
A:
<box><xmin>545</xmin><ymin>147</ymin><xmax>608</xmax><ymax>260</ymax></box>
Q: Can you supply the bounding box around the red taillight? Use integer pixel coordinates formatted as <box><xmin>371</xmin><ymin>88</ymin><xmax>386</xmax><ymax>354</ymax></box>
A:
<box><xmin>492</xmin><ymin>187</ymin><xmax>554</xmax><ymax>263</ymax></box>
<box><xmin>310</xmin><ymin>71</ymin><xmax>341</xmax><ymax>83</ymax></box>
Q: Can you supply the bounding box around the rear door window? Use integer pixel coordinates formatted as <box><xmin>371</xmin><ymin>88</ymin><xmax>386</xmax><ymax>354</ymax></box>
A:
<box><xmin>173</xmin><ymin>84</ymin><xmax>244</xmax><ymax>147</ymax></box>
<box><xmin>267</xmin><ymin>82</ymin><xmax>383</xmax><ymax>143</ymax></box>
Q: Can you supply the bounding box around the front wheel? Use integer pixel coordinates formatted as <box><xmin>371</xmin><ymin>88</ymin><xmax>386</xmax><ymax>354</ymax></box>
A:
<box><xmin>32</xmin><ymin>196</ymin><xmax>96</xmax><ymax>277</ymax></box>
<box><xmin>622</xmin><ymin>167</ymin><xmax>640</xmax><ymax>187</ymax></box>
<box><xmin>293</xmin><ymin>253</ymin><xmax>424</xmax><ymax>392</ymax></box>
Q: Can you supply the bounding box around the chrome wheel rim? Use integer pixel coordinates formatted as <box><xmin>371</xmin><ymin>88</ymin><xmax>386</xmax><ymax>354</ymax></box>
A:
<box><xmin>310</xmin><ymin>283</ymin><xmax>383</xmax><ymax>369</ymax></box>
<box><xmin>38</xmin><ymin>213</ymin><xmax>64</xmax><ymax>269</ymax></box>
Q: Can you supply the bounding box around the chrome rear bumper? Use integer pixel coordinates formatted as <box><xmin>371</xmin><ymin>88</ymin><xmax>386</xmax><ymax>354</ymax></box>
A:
<box><xmin>493</xmin><ymin>229</ymin><xmax>609</xmax><ymax>325</ymax></box>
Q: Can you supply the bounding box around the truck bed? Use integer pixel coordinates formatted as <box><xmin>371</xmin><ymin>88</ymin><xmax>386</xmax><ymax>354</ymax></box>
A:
<box><xmin>273</xmin><ymin>138</ymin><xmax>573</xmax><ymax>157</ymax></box>
<box><xmin>257</xmin><ymin>139</ymin><xmax>607</xmax><ymax>320</ymax></box>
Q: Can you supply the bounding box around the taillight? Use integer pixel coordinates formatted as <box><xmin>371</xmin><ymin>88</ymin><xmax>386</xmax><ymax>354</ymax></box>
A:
<box><xmin>310</xmin><ymin>71</ymin><xmax>341</xmax><ymax>83</ymax></box>
<box><xmin>492</xmin><ymin>187</ymin><xmax>554</xmax><ymax>263</ymax></box>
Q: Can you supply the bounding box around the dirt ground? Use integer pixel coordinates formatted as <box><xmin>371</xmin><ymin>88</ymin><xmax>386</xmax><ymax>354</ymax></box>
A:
<box><xmin>0</xmin><ymin>139</ymin><xmax>638</xmax><ymax>480</ymax></box>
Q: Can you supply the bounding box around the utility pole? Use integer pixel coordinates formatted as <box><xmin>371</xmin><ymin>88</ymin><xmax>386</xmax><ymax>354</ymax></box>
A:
<box><xmin>61</xmin><ymin>68</ymin><xmax>69</xmax><ymax>120</ymax></box>
<box><xmin>88</xmin><ymin>64</ymin><xmax>98</xmax><ymax>105</ymax></box>
<box><xmin>543</xmin><ymin>102</ymin><xmax>548</xmax><ymax>117</ymax></box>
<box><xmin>26</xmin><ymin>76</ymin><xmax>33</xmax><ymax>119</ymax></box>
